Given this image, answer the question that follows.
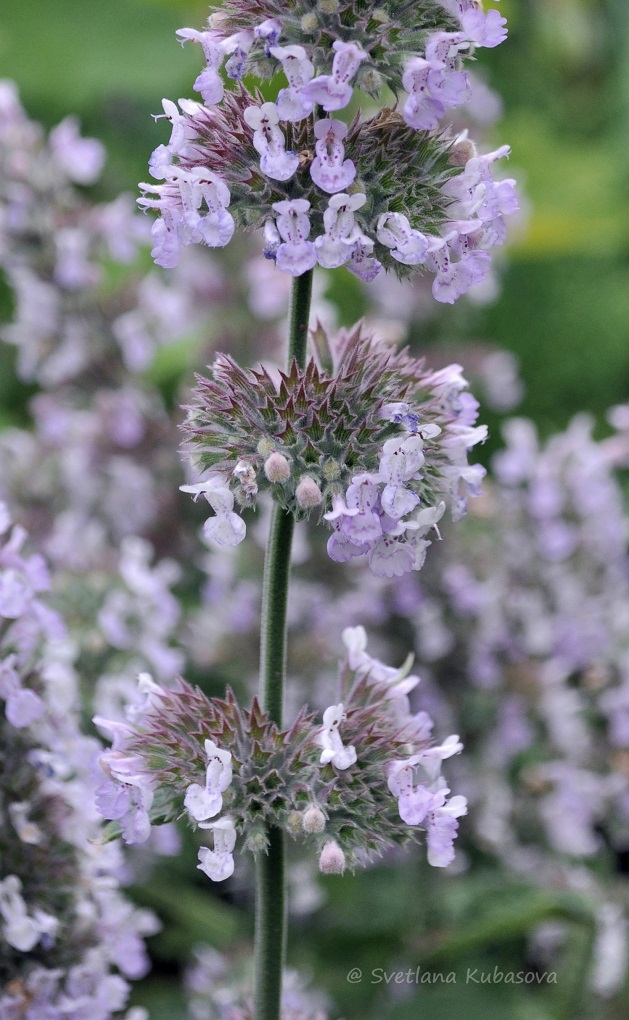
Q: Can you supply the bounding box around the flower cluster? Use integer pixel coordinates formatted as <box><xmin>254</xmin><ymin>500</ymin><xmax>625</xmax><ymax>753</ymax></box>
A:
<box><xmin>0</xmin><ymin>504</ymin><xmax>157</xmax><ymax>1018</ymax></box>
<box><xmin>182</xmin><ymin>324</ymin><xmax>486</xmax><ymax>576</ymax></box>
<box><xmin>138</xmin><ymin>2</ymin><xmax>517</xmax><ymax>300</ymax></box>
<box><xmin>0</xmin><ymin>81</ymin><xmax>150</xmax><ymax>383</ymax></box>
<box><xmin>186</xmin><ymin>946</ymin><xmax>330</xmax><ymax>1020</ymax></box>
<box><xmin>428</xmin><ymin>413</ymin><xmax>629</xmax><ymax>861</ymax></box>
<box><xmin>94</xmin><ymin>626</ymin><xmax>465</xmax><ymax>875</ymax></box>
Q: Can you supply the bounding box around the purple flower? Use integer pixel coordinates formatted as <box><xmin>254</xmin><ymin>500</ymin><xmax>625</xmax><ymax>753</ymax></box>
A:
<box><xmin>244</xmin><ymin>102</ymin><xmax>299</xmax><ymax>182</ymax></box>
<box><xmin>222</xmin><ymin>31</ymin><xmax>254</xmax><ymax>80</ymax></box>
<box><xmin>5</xmin><ymin>687</ymin><xmax>45</xmax><ymax>729</ymax></box>
<box><xmin>310</xmin><ymin>119</ymin><xmax>356</xmax><ymax>194</ymax></box>
<box><xmin>49</xmin><ymin>117</ymin><xmax>105</xmax><ymax>185</ymax></box>
<box><xmin>271</xmin><ymin>45</ymin><xmax>315</xmax><ymax>122</ymax></box>
<box><xmin>302</xmin><ymin>40</ymin><xmax>366</xmax><ymax>111</ymax></box>
<box><xmin>376</xmin><ymin>212</ymin><xmax>429</xmax><ymax>266</ymax></box>
<box><xmin>461</xmin><ymin>8</ymin><xmax>508</xmax><ymax>48</ymax></box>
<box><xmin>314</xmin><ymin>192</ymin><xmax>366</xmax><ymax>269</ymax></box>
<box><xmin>254</xmin><ymin>18</ymin><xmax>282</xmax><ymax>55</ymax></box>
<box><xmin>272</xmin><ymin>199</ymin><xmax>317</xmax><ymax>277</ymax></box>
<box><xmin>176</xmin><ymin>28</ymin><xmax>226</xmax><ymax>105</ymax></box>
<box><xmin>378</xmin><ymin>435</ymin><xmax>426</xmax><ymax>519</ymax></box>
<box><xmin>368</xmin><ymin>535</ymin><xmax>416</xmax><ymax>578</ymax></box>
<box><xmin>346</xmin><ymin>234</ymin><xmax>383</xmax><ymax>282</ymax></box>
<box><xmin>388</xmin><ymin>761</ymin><xmax>443</xmax><ymax>825</ymax></box>
<box><xmin>402</xmin><ymin>57</ymin><xmax>446</xmax><ymax>131</ymax></box>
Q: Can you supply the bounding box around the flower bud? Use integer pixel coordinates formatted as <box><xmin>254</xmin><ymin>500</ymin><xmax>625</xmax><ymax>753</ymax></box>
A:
<box><xmin>321</xmin><ymin>459</ymin><xmax>341</xmax><ymax>481</ymax></box>
<box><xmin>319</xmin><ymin>840</ymin><xmax>345</xmax><ymax>875</ymax></box>
<box><xmin>449</xmin><ymin>132</ymin><xmax>477</xmax><ymax>167</ymax></box>
<box><xmin>361</xmin><ymin>70</ymin><xmax>383</xmax><ymax>96</ymax></box>
<box><xmin>264</xmin><ymin>452</ymin><xmax>291</xmax><ymax>483</ymax></box>
<box><xmin>300</xmin><ymin>12</ymin><xmax>318</xmax><ymax>32</ymax></box>
<box><xmin>245</xmin><ymin>829</ymin><xmax>269</xmax><ymax>854</ymax></box>
<box><xmin>295</xmin><ymin>476</ymin><xmax>323</xmax><ymax>509</ymax></box>
<box><xmin>286</xmin><ymin>811</ymin><xmax>304</xmax><ymax>836</ymax></box>
<box><xmin>257</xmin><ymin>437</ymin><xmax>276</xmax><ymax>457</ymax></box>
<box><xmin>302</xmin><ymin>806</ymin><xmax>326</xmax><ymax>833</ymax></box>
<box><xmin>208</xmin><ymin>11</ymin><xmax>230</xmax><ymax>28</ymax></box>
<box><xmin>233</xmin><ymin>460</ymin><xmax>258</xmax><ymax>497</ymax></box>
<box><xmin>319</xmin><ymin>0</ymin><xmax>339</xmax><ymax>13</ymax></box>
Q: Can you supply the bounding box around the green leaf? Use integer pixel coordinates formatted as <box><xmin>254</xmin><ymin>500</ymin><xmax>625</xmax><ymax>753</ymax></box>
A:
<box><xmin>419</xmin><ymin>888</ymin><xmax>594</xmax><ymax>964</ymax></box>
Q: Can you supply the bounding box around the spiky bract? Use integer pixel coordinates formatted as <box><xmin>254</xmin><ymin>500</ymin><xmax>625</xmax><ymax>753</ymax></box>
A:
<box><xmin>348</xmin><ymin>109</ymin><xmax>458</xmax><ymax>274</ymax></box>
<box><xmin>183</xmin><ymin>324</ymin><xmax>458</xmax><ymax>518</ymax></box>
<box><xmin>105</xmin><ymin>654</ymin><xmax>443</xmax><ymax>869</ymax></box>
<box><xmin>121</xmin><ymin>683</ymin><xmax>318</xmax><ymax>850</ymax></box>
<box><xmin>173</xmin><ymin>93</ymin><xmax>461</xmax><ymax>276</ymax></box>
<box><xmin>217</xmin><ymin>0</ymin><xmax>460</xmax><ymax>97</ymax></box>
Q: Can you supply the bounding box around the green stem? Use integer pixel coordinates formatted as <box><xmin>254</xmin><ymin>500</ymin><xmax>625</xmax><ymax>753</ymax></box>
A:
<box><xmin>254</xmin><ymin>826</ymin><xmax>286</xmax><ymax>1020</ymax></box>
<box><xmin>259</xmin><ymin>505</ymin><xmax>294</xmax><ymax>725</ymax></box>
<box><xmin>287</xmin><ymin>268</ymin><xmax>314</xmax><ymax>369</ymax></box>
<box><xmin>254</xmin><ymin>270</ymin><xmax>313</xmax><ymax>1020</ymax></box>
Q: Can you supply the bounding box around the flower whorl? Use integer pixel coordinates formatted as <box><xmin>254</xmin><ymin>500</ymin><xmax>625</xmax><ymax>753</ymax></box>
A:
<box><xmin>139</xmin><ymin>1</ymin><xmax>517</xmax><ymax>301</ymax></box>
<box><xmin>94</xmin><ymin>627</ymin><xmax>466</xmax><ymax>876</ymax></box>
<box><xmin>181</xmin><ymin>324</ymin><xmax>486</xmax><ymax>577</ymax></box>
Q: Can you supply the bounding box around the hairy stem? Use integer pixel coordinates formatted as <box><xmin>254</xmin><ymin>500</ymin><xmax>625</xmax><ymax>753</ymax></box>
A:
<box><xmin>254</xmin><ymin>269</ymin><xmax>313</xmax><ymax>1020</ymax></box>
<box><xmin>287</xmin><ymin>267</ymin><xmax>314</xmax><ymax>369</ymax></box>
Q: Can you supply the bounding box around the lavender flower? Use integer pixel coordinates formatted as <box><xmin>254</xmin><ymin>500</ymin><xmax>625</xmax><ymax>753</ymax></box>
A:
<box><xmin>0</xmin><ymin>506</ymin><xmax>157</xmax><ymax>1018</ymax></box>
<box><xmin>186</xmin><ymin>946</ymin><xmax>331</xmax><ymax>1020</ymax></box>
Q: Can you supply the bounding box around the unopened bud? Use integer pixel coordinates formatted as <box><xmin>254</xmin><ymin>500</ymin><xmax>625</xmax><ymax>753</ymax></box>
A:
<box><xmin>372</xmin><ymin>8</ymin><xmax>390</xmax><ymax>24</ymax></box>
<box><xmin>245</xmin><ymin>830</ymin><xmax>269</xmax><ymax>854</ymax></box>
<box><xmin>301</xmin><ymin>12</ymin><xmax>318</xmax><ymax>32</ymax></box>
<box><xmin>321</xmin><ymin>459</ymin><xmax>341</xmax><ymax>481</ymax></box>
<box><xmin>319</xmin><ymin>0</ymin><xmax>339</xmax><ymax>13</ymax></box>
<box><xmin>208</xmin><ymin>11</ymin><xmax>230</xmax><ymax>28</ymax></box>
<box><xmin>286</xmin><ymin>811</ymin><xmax>304</xmax><ymax>836</ymax></box>
<box><xmin>295</xmin><ymin>476</ymin><xmax>323</xmax><ymax>509</ymax></box>
<box><xmin>319</xmin><ymin>840</ymin><xmax>345</xmax><ymax>875</ymax></box>
<box><xmin>257</xmin><ymin>437</ymin><xmax>276</xmax><ymax>458</ymax></box>
<box><xmin>264</xmin><ymin>452</ymin><xmax>291</xmax><ymax>484</ymax></box>
<box><xmin>360</xmin><ymin>69</ymin><xmax>383</xmax><ymax>96</ymax></box>
<box><xmin>233</xmin><ymin>460</ymin><xmax>258</xmax><ymax>497</ymax></box>
<box><xmin>302</xmin><ymin>806</ymin><xmax>326</xmax><ymax>834</ymax></box>
<box><xmin>449</xmin><ymin>132</ymin><xmax>477</xmax><ymax>167</ymax></box>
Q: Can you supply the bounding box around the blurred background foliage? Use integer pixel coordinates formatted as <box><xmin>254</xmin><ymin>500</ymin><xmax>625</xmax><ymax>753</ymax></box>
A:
<box><xmin>1</xmin><ymin>1</ymin><xmax>628</xmax><ymax>1018</ymax></box>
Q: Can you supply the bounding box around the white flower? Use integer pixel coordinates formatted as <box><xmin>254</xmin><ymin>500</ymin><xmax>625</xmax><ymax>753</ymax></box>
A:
<box><xmin>197</xmin><ymin>817</ymin><xmax>237</xmax><ymax>881</ymax></box>
<box><xmin>0</xmin><ymin>875</ymin><xmax>58</xmax><ymax>952</ymax></box>
<box><xmin>317</xmin><ymin>704</ymin><xmax>357</xmax><ymax>770</ymax></box>
<box><xmin>180</xmin><ymin>477</ymin><xmax>247</xmax><ymax>547</ymax></box>
<box><xmin>184</xmin><ymin>740</ymin><xmax>233</xmax><ymax>822</ymax></box>
<box><xmin>244</xmin><ymin>102</ymin><xmax>299</xmax><ymax>181</ymax></box>
<box><xmin>310</xmin><ymin>119</ymin><xmax>356</xmax><ymax>194</ymax></box>
<box><xmin>272</xmin><ymin>199</ymin><xmax>317</xmax><ymax>276</ymax></box>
